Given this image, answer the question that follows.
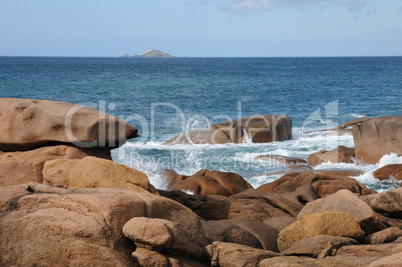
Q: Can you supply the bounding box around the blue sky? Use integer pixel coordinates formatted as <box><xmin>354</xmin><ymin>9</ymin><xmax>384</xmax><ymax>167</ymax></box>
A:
<box><xmin>0</xmin><ymin>0</ymin><xmax>401</xmax><ymax>57</ymax></box>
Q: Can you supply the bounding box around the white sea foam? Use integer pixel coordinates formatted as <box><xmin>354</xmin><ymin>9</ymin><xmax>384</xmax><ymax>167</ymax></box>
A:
<box><xmin>114</xmin><ymin>128</ymin><xmax>399</xmax><ymax>192</ymax></box>
<box><xmin>342</xmin><ymin>113</ymin><xmax>366</xmax><ymax>118</ymax></box>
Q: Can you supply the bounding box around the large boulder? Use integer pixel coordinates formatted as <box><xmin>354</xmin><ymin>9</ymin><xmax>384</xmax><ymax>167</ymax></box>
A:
<box><xmin>0</xmin><ymin>145</ymin><xmax>111</xmax><ymax>186</ymax></box>
<box><xmin>0</xmin><ymin>98</ymin><xmax>138</xmax><ymax>151</ymax></box>
<box><xmin>164</xmin><ymin>115</ymin><xmax>292</xmax><ymax>145</ymax></box>
<box><xmin>297</xmin><ymin>190</ymin><xmax>385</xmax><ymax>234</ymax></box>
<box><xmin>277</xmin><ymin>212</ymin><xmax>364</xmax><ymax>252</ymax></box>
<box><xmin>353</xmin><ymin>116</ymin><xmax>402</xmax><ymax>164</ymax></box>
<box><xmin>258</xmin><ymin>172</ymin><xmax>375</xmax><ymax>198</ymax></box>
<box><xmin>308</xmin><ymin>146</ymin><xmax>355</xmax><ymax>166</ymax></box>
<box><xmin>166</xmin><ymin>169</ymin><xmax>253</xmax><ymax>196</ymax></box>
<box><xmin>0</xmin><ymin>183</ymin><xmax>206</xmax><ymax>266</ymax></box>
<box><xmin>159</xmin><ymin>189</ymin><xmax>303</xmax><ymax>221</ymax></box>
<box><xmin>373</xmin><ymin>164</ymin><xmax>402</xmax><ymax>181</ymax></box>
<box><xmin>43</xmin><ymin>156</ymin><xmax>157</xmax><ymax>193</ymax></box>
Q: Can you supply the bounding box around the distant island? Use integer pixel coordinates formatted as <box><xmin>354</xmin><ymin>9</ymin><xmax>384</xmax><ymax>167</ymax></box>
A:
<box><xmin>123</xmin><ymin>49</ymin><xmax>174</xmax><ymax>58</ymax></box>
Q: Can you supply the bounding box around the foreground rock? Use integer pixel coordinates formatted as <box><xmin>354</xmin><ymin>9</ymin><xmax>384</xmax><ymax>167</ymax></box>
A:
<box><xmin>282</xmin><ymin>235</ymin><xmax>358</xmax><ymax>258</ymax></box>
<box><xmin>0</xmin><ymin>183</ymin><xmax>206</xmax><ymax>266</ymax></box>
<box><xmin>258</xmin><ymin>172</ymin><xmax>375</xmax><ymax>198</ymax></box>
<box><xmin>308</xmin><ymin>146</ymin><xmax>355</xmax><ymax>166</ymax></box>
<box><xmin>166</xmin><ymin>169</ymin><xmax>253</xmax><ymax>196</ymax></box>
<box><xmin>0</xmin><ymin>145</ymin><xmax>111</xmax><ymax>186</ymax></box>
<box><xmin>297</xmin><ymin>190</ymin><xmax>385</xmax><ymax>234</ymax></box>
<box><xmin>373</xmin><ymin>164</ymin><xmax>402</xmax><ymax>181</ymax></box>
<box><xmin>353</xmin><ymin>116</ymin><xmax>402</xmax><ymax>164</ymax></box>
<box><xmin>0</xmin><ymin>98</ymin><xmax>139</xmax><ymax>151</ymax></box>
<box><xmin>159</xmin><ymin>189</ymin><xmax>303</xmax><ymax>221</ymax></box>
<box><xmin>43</xmin><ymin>156</ymin><xmax>157</xmax><ymax>193</ymax></box>
<box><xmin>362</xmin><ymin>227</ymin><xmax>402</xmax><ymax>244</ymax></box>
<box><xmin>164</xmin><ymin>115</ymin><xmax>292</xmax><ymax>145</ymax></box>
<box><xmin>123</xmin><ymin>217</ymin><xmax>206</xmax><ymax>261</ymax></box>
<box><xmin>277</xmin><ymin>212</ymin><xmax>364</xmax><ymax>252</ymax></box>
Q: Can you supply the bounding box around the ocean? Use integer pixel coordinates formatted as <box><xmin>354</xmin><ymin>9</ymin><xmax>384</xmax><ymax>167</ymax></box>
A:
<box><xmin>0</xmin><ymin>56</ymin><xmax>401</xmax><ymax>192</ymax></box>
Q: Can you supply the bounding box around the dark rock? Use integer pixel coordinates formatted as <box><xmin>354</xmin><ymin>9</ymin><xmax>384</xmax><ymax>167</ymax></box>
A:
<box><xmin>158</xmin><ymin>189</ymin><xmax>302</xmax><ymax>221</ymax></box>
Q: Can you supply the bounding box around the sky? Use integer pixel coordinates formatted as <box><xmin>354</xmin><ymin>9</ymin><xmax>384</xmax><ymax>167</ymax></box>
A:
<box><xmin>0</xmin><ymin>0</ymin><xmax>401</xmax><ymax>57</ymax></box>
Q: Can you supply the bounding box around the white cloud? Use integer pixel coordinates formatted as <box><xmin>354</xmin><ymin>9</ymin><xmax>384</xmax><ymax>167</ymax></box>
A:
<box><xmin>200</xmin><ymin>0</ymin><xmax>368</xmax><ymax>13</ymax></box>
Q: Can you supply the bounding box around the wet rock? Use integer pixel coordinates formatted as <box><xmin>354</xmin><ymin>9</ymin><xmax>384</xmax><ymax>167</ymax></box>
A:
<box><xmin>164</xmin><ymin>115</ymin><xmax>292</xmax><ymax>145</ymax></box>
<box><xmin>308</xmin><ymin>146</ymin><xmax>355</xmax><ymax>166</ymax></box>
<box><xmin>373</xmin><ymin>164</ymin><xmax>402</xmax><ymax>181</ymax></box>
<box><xmin>353</xmin><ymin>116</ymin><xmax>402</xmax><ymax>164</ymax></box>
<box><xmin>0</xmin><ymin>98</ymin><xmax>138</xmax><ymax>151</ymax></box>
<box><xmin>277</xmin><ymin>212</ymin><xmax>364</xmax><ymax>252</ymax></box>
<box><xmin>0</xmin><ymin>145</ymin><xmax>111</xmax><ymax>186</ymax></box>
<box><xmin>43</xmin><ymin>156</ymin><xmax>157</xmax><ymax>193</ymax></box>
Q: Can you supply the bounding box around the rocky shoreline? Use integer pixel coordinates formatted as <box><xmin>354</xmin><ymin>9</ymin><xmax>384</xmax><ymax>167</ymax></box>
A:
<box><xmin>0</xmin><ymin>98</ymin><xmax>401</xmax><ymax>266</ymax></box>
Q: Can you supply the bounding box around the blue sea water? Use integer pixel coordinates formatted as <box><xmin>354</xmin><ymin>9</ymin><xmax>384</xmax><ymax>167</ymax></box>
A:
<box><xmin>0</xmin><ymin>56</ymin><xmax>401</xmax><ymax>191</ymax></box>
